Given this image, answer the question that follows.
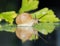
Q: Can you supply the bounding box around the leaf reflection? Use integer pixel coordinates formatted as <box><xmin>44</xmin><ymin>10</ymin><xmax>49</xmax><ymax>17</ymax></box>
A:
<box><xmin>0</xmin><ymin>23</ymin><xmax>60</xmax><ymax>33</ymax></box>
<box><xmin>0</xmin><ymin>24</ymin><xmax>16</xmax><ymax>32</ymax></box>
<box><xmin>0</xmin><ymin>23</ymin><xmax>60</xmax><ymax>41</ymax></box>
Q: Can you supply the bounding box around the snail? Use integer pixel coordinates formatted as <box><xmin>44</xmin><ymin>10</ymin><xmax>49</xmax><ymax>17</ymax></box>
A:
<box><xmin>16</xmin><ymin>13</ymin><xmax>38</xmax><ymax>26</ymax></box>
<box><xmin>15</xmin><ymin>13</ymin><xmax>38</xmax><ymax>41</ymax></box>
<box><xmin>15</xmin><ymin>13</ymin><xmax>47</xmax><ymax>42</ymax></box>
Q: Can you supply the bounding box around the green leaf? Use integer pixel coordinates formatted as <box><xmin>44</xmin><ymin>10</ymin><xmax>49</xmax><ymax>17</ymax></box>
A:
<box><xmin>29</xmin><ymin>33</ymin><xmax>38</xmax><ymax>40</ymax></box>
<box><xmin>31</xmin><ymin>8</ymin><xmax>60</xmax><ymax>22</ymax></box>
<box><xmin>39</xmin><ymin>10</ymin><xmax>60</xmax><ymax>22</ymax></box>
<box><xmin>0</xmin><ymin>24</ymin><xmax>16</xmax><ymax>32</ymax></box>
<box><xmin>34</xmin><ymin>23</ymin><xmax>55</xmax><ymax>35</ymax></box>
<box><xmin>0</xmin><ymin>18</ymin><xmax>2</xmax><ymax>21</ymax></box>
<box><xmin>19</xmin><ymin>0</ymin><xmax>39</xmax><ymax>13</ymax></box>
<box><xmin>0</xmin><ymin>11</ymin><xmax>17</xmax><ymax>24</ymax></box>
<box><xmin>31</xmin><ymin>8</ymin><xmax>49</xmax><ymax>18</ymax></box>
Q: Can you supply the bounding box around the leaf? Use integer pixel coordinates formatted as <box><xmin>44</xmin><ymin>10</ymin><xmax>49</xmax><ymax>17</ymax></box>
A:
<box><xmin>33</xmin><ymin>23</ymin><xmax>56</xmax><ymax>35</ymax></box>
<box><xmin>31</xmin><ymin>8</ymin><xmax>49</xmax><ymax>18</ymax></box>
<box><xmin>0</xmin><ymin>18</ymin><xmax>2</xmax><ymax>21</ymax></box>
<box><xmin>29</xmin><ymin>33</ymin><xmax>38</xmax><ymax>40</ymax></box>
<box><xmin>0</xmin><ymin>11</ymin><xmax>17</xmax><ymax>24</ymax></box>
<box><xmin>19</xmin><ymin>0</ymin><xmax>39</xmax><ymax>13</ymax></box>
<box><xmin>0</xmin><ymin>24</ymin><xmax>16</xmax><ymax>32</ymax></box>
<box><xmin>31</xmin><ymin>8</ymin><xmax>60</xmax><ymax>22</ymax></box>
<box><xmin>39</xmin><ymin>10</ymin><xmax>60</xmax><ymax>22</ymax></box>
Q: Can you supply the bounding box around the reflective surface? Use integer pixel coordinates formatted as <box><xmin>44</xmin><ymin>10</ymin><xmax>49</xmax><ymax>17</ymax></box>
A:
<box><xmin>0</xmin><ymin>23</ymin><xmax>60</xmax><ymax>46</ymax></box>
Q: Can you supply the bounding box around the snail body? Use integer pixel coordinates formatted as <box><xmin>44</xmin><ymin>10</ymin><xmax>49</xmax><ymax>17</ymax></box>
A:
<box><xmin>16</xmin><ymin>13</ymin><xmax>38</xmax><ymax>26</ymax></box>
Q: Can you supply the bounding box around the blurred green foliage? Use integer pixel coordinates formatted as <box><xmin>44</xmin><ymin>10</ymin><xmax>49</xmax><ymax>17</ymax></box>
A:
<box><xmin>31</xmin><ymin>8</ymin><xmax>60</xmax><ymax>22</ymax></box>
<box><xmin>0</xmin><ymin>11</ymin><xmax>17</xmax><ymax>24</ymax></box>
<box><xmin>19</xmin><ymin>0</ymin><xmax>39</xmax><ymax>13</ymax></box>
<box><xmin>0</xmin><ymin>0</ymin><xmax>60</xmax><ymax>41</ymax></box>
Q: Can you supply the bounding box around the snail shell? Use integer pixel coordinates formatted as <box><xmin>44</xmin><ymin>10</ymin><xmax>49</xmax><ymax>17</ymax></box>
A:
<box><xmin>16</xmin><ymin>13</ymin><xmax>35</xmax><ymax>26</ymax></box>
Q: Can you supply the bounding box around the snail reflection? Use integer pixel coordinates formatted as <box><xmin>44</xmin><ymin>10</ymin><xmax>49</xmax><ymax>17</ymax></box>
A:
<box><xmin>15</xmin><ymin>26</ymin><xmax>38</xmax><ymax>42</ymax></box>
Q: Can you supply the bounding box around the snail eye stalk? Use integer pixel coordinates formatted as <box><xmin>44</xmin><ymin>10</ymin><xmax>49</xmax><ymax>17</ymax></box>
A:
<box><xmin>34</xmin><ymin>14</ymin><xmax>40</xmax><ymax>23</ymax></box>
<box><xmin>34</xmin><ymin>14</ymin><xmax>47</xmax><ymax>23</ymax></box>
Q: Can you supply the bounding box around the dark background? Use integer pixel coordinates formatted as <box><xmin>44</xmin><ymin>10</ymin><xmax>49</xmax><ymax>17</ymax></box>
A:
<box><xmin>0</xmin><ymin>0</ymin><xmax>60</xmax><ymax>46</ymax></box>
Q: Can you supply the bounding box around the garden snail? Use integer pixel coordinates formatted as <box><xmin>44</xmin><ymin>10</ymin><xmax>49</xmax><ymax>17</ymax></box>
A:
<box><xmin>15</xmin><ymin>13</ymin><xmax>38</xmax><ymax>41</ymax></box>
<box><xmin>16</xmin><ymin>13</ymin><xmax>38</xmax><ymax>26</ymax></box>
